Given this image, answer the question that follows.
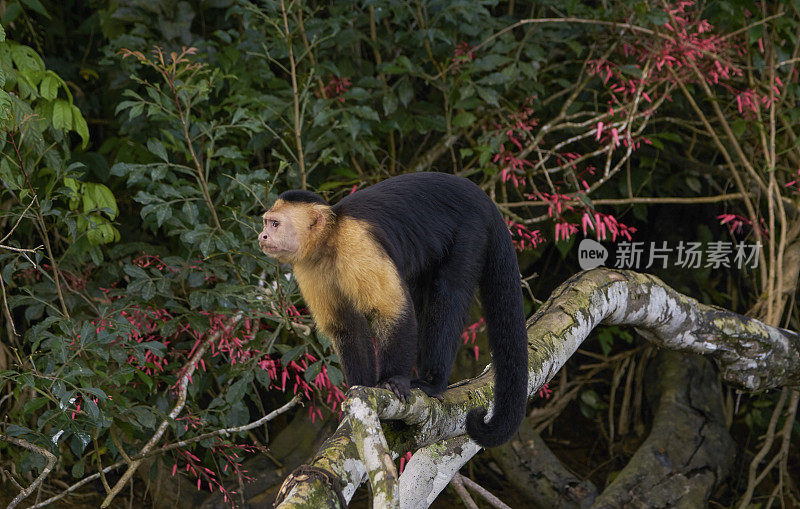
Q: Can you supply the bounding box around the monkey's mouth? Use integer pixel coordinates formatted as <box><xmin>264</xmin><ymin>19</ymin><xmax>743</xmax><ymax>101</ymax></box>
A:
<box><xmin>259</xmin><ymin>242</ymin><xmax>288</xmax><ymax>257</ymax></box>
<box><xmin>259</xmin><ymin>242</ymin><xmax>277</xmax><ymax>254</ymax></box>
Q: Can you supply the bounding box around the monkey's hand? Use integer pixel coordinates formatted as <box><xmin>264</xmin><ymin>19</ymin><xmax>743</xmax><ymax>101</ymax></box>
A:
<box><xmin>410</xmin><ymin>379</ymin><xmax>446</xmax><ymax>401</ymax></box>
<box><xmin>378</xmin><ymin>376</ymin><xmax>412</xmax><ymax>403</ymax></box>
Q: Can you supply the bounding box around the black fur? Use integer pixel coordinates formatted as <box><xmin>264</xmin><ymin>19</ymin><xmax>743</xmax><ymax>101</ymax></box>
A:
<box><xmin>328</xmin><ymin>296</ymin><xmax>378</xmax><ymax>387</ymax></box>
<box><xmin>279</xmin><ymin>189</ymin><xmax>329</xmax><ymax>205</ymax></box>
<box><xmin>311</xmin><ymin>172</ymin><xmax>528</xmax><ymax>448</ymax></box>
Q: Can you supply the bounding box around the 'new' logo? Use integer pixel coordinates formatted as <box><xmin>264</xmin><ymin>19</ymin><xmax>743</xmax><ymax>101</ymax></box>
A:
<box><xmin>578</xmin><ymin>239</ymin><xmax>608</xmax><ymax>270</ymax></box>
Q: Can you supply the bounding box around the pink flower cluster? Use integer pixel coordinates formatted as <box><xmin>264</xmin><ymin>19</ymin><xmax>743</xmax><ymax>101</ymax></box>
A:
<box><xmin>452</xmin><ymin>41</ymin><xmax>474</xmax><ymax>66</ymax></box>
<box><xmin>581</xmin><ymin>211</ymin><xmax>637</xmax><ymax>241</ymax></box>
<box><xmin>718</xmin><ymin>213</ymin><xmax>768</xmax><ymax>238</ymax></box>
<box><xmin>461</xmin><ymin>318</ymin><xmax>486</xmax><ymax>360</ymax></box>
<box><xmin>735</xmin><ymin>77</ymin><xmax>782</xmax><ymax>117</ymax></box>
<box><xmin>507</xmin><ymin>220</ymin><xmax>545</xmax><ymax>252</ymax></box>
<box><xmin>321</xmin><ymin>76</ymin><xmax>351</xmax><ymax>102</ymax></box>
<box><xmin>172</xmin><ymin>443</ymin><xmax>261</xmax><ymax>506</ymax></box>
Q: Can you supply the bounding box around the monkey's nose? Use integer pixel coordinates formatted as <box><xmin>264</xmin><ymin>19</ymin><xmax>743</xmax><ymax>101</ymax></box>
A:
<box><xmin>259</xmin><ymin>232</ymin><xmax>268</xmax><ymax>241</ymax></box>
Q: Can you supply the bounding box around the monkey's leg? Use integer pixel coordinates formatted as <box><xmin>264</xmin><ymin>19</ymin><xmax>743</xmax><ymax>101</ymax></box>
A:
<box><xmin>413</xmin><ymin>257</ymin><xmax>479</xmax><ymax>397</ymax></box>
<box><xmin>330</xmin><ymin>306</ymin><xmax>378</xmax><ymax>388</ymax></box>
<box><xmin>375</xmin><ymin>303</ymin><xmax>417</xmax><ymax>402</ymax></box>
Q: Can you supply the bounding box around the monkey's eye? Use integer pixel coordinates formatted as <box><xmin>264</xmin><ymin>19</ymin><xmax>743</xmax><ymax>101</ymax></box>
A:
<box><xmin>271</xmin><ymin>220</ymin><xmax>280</xmax><ymax>227</ymax></box>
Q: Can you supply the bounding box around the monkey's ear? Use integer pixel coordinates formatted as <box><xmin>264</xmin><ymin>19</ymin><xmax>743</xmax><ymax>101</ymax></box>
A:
<box><xmin>310</xmin><ymin>204</ymin><xmax>331</xmax><ymax>230</ymax></box>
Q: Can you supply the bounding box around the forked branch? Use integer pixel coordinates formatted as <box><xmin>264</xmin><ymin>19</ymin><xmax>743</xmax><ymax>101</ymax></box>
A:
<box><xmin>273</xmin><ymin>268</ymin><xmax>799</xmax><ymax>508</ymax></box>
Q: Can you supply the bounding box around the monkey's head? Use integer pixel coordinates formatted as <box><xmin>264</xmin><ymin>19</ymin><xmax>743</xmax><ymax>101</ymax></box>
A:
<box><xmin>259</xmin><ymin>190</ymin><xmax>331</xmax><ymax>264</ymax></box>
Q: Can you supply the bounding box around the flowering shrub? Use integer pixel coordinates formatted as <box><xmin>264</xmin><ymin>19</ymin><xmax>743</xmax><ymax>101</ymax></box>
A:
<box><xmin>1</xmin><ymin>0</ymin><xmax>797</xmax><ymax>506</ymax></box>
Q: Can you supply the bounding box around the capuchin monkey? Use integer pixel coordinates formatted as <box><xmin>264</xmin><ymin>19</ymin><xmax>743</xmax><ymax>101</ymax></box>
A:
<box><xmin>258</xmin><ymin>172</ymin><xmax>528</xmax><ymax>447</ymax></box>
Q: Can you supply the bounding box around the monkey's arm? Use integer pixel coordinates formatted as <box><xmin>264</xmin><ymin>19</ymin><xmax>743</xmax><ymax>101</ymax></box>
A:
<box><xmin>324</xmin><ymin>305</ymin><xmax>378</xmax><ymax>388</ymax></box>
<box><xmin>374</xmin><ymin>294</ymin><xmax>418</xmax><ymax>401</ymax></box>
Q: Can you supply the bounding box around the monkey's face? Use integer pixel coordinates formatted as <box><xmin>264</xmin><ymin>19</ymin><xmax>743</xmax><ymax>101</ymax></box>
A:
<box><xmin>259</xmin><ymin>200</ymin><xmax>331</xmax><ymax>264</ymax></box>
<box><xmin>259</xmin><ymin>205</ymin><xmax>300</xmax><ymax>262</ymax></box>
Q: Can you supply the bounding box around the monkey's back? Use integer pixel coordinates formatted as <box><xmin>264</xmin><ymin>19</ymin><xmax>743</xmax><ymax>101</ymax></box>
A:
<box><xmin>333</xmin><ymin>172</ymin><xmax>502</xmax><ymax>278</ymax></box>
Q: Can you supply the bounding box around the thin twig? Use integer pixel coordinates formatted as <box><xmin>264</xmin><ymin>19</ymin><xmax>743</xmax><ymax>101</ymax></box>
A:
<box><xmin>0</xmin><ymin>243</ymin><xmax>43</xmax><ymax>254</ymax></box>
<box><xmin>0</xmin><ymin>197</ymin><xmax>37</xmax><ymax>244</ymax></box>
<box><xmin>0</xmin><ymin>273</ymin><xmax>17</xmax><ymax>335</ymax></box>
<box><xmin>450</xmin><ymin>474</ymin><xmax>479</xmax><ymax>509</ymax></box>
<box><xmin>29</xmin><ymin>395</ymin><xmax>300</xmax><ymax>509</ymax></box>
<box><xmin>668</xmin><ymin>66</ymin><xmax>768</xmax><ymax>284</ymax></box>
<box><xmin>7</xmin><ymin>130</ymin><xmax>70</xmax><ymax>318</ymax></box>
<box><xmin>738</xmin><ymin>388</ymin><xmax>788</xmax><ymax>508</ymax></box>
<box><xmin>110</xmin><ymin>428</ymin><xmax>132</xmax><ymax>464</ymax></box>
<box><xmin>280</xmin><ymin>0</ymin><xmax>307</xmax><ymax>189</ymax></box>
<box><xmin>432</xmin><ymin>17</ymin><xmax>663</xmax><ymax>80</ymax></box>
<box><xmin>455</xmin><ymin>473</ymin><xmax>513</xmax><ymax>509</ymax></box>
<box><xmin>503</xmin><ymin>193</ymin><xmax>746</xmax><ymax>208</ymax></box>
<box><xmin>156</xmin><ymin>48</ymin><xmax>243</xmax><ymax>284</ymax></box>
<box><xmin>1</xmin><ymin>434</ymin><xmax>57</xmax><ymax>509</ymax></box>
<box><xmin>369</xmin><ymin>5</ymin><xmax>396</xmax><ymax>174</ymax></box>
<box><xmin>94</xmin><ymin>436</ymin><xmax>112</xmax><ymax>493</ymax></box>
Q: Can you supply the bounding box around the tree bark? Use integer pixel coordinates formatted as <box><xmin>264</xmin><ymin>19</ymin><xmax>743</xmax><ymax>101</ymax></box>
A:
<box><xmin>490</xmin><ymin>420</ymin><xmax>598</xmax><ymax>508</ymax></box>
<box><xmin>592</xmin><ymin>350</ymin><xmax>736</xmax><ymax>508</ymax></box>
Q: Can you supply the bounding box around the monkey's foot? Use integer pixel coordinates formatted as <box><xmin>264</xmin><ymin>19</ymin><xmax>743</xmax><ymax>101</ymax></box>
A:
<box><xmin>378</xmin><ymin>376</ymin><xmax>412</xmax><ymax>403</ymax></box>
<box><xmin>410</xmin><ymin>379</ymin><xmax>445</xmax><ymax>401</ymax></box>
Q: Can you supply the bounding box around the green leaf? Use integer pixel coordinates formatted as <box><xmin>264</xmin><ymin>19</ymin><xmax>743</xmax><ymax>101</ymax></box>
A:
<box><xmin>147</xmin><ymin>139</ymin><xmax>169</xmax><ymax>162</ymax></box>
<box><xmin>304</xmin><ymin>360</ymin><xmax>322</xmax><ymax>382</ymax></box>
<box><xmin>127</xmin><ymin>102</ymin><xmax>144</xmax><ymax>119</ymax></box>
<box><xmin>52</xmin><ymin>99</ymin><xmax>72</xmax><ymax>131</ymax></box>
<box><xmin>382</xmin><ymin>94</ymin><xmax>397</xmax><ymax>115</ymax></box>
<box><xmin>81</xmin><ymin>387</ymin><xmax>108</xmax><ymax>401</ymax></box>
<box><xmin>281</xmin><ymin>345</ymin><xmax>304</xmax><ymax>365</ymax></box>
<box><xmin>139</xmin><ymin>341</ymin><xmax>165</xmax><ymax>358</ymax></box>
<box><xmin>565</xmin><ymin>40</ymin><xmax>583</xmax><ymax>56</ymax></box>
<box><xmin>5</xmin><ymin>424</ymin><xmax>33</xmax><ymax>436</ymax></box>
<box><xmin>20</xmin><ymin>0</ymin><xmax>50</xmax><ymax>18</ymax></box>
<box><xmin>351</xmin><ymin>105</ymin><xmax>379</xmax><ymax>121</ymax></box>
<box><xmin>10</xmin><ymin>43</ymin><xmax>44</xmax><ymax>72</ymax></box>
<box><xmin>155</xmin><ymin>203</ymin><xmax>172</xmax><ymax>226</ymax></box>
<box><xmin>23</xmin><ymin>397</ymin><xmax>49</xmax><ymax>414</ymax></box>
<box><xmin>141</xmin><ymin>281</ymin><xmax>155</xmax><ymax>301</ymax></box>
<box><xmin>686</xmin><ymin>177</ymin><xmax>702</xmax><ymax>194</ymax></box>
<box><xmin>326</xmin><ymin>365</ymin><xmax>343</xmax><ymax>386</ymax></box>
<box><xmin>84</xmin><ymin>183</ymin><xmax>118</xmax><ymax>219</ymax></box>
<box><xmin>110</xmin><ymin>162</ymin><xmax>135</xmax><ymax>176</ymax></box>
<box><xmin>618</xmin><ymin>64</ymin><xmax>642</xmax><ymax>78</ymax></box>
<box><xmin>227</xmin><ymin>401</ymin><xmax>250</xmax><ymax>426</ymax></box>
<box><xmin>39</xmin><ymin>74</ymin><xmax>58</xmax><ymax>100</ymax></box>
<box><xmin>226</xmin><ymin>378</ymin><xmax>249</xmax><ymax>403</ymax></box>
<box><xmin>123</xmin><ymin>265</ymin><xmax>148</xmax><ymax>280</ymax></box>
<box><xmin>452</xmin><ymin>112</ymin><xmax>476</xmax><ymax>128</ymax></box>
<box><xmin>84</xmin><ymin>399</ymin><xmax>99</xmax><ymax>420</ymax></box>
<box><xmin>71</xmin><ymin>105</ymin><xmax>89</xmax><ymax>148</ymax></box>
<box><xmin>732</xmin><ymin>119</ymin><xmax>747</xmax><ymax>138</ymax></box>
<box><xmin>71</xmin><ymin>460</ymin><xmax>85</xmax><ymax>478</ymax></box>
<box><xmin>131</xmin><ymin>406</ymin><xmax>156</xmax><ymax>429</ymax></box>
<box><xmin>472</xmin><ymin>54</ymin><xmax>511</xmax><ymax>71</ymax></box>
<box><xmin>19</xmin><ymin>373</ymin><xmax>35</xmax><ymax>387</ymax></box>
<box><xmin>580</xmin><ymin>389</ymin><xmax>607</xmax><ymax>410</ymax></box>
<box><xmin>646</xmin><ymin>10</ymin><xmax>668</xmax><ymax>25</ymax></box>
<box><xmin>1</xmin><ymin>4</ymin><xmax>21</xmax><ymax>24</ymax></box>
<box><xmin>598</xmin><ymin>329</ymin><xmax>613</xmax><ymax>356</ymax></box>
<box><xmin>397</xmin><ymin>80</ymin><xmax>413</xmax><ymax>106</ymax></box>
<box><xmin>476</xmin><ymin>86</ymin><xmax>500</xmax><ymax>106</ymax></box>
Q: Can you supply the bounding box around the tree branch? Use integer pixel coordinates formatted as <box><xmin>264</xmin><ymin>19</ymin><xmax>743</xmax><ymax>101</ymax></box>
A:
<box><xmin>273</xmin><ymin>268</ymin><xmax>799</xmax><ymax>507</ymax></box>
<box><xmin>1</xmin><ymin>434</ymin><xmax>57</xmax><ymax>509</ymax></box>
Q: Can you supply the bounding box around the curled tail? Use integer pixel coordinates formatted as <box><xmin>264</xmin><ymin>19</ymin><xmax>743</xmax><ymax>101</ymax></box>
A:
<box><xmin>465</xmin><ymin>214</ymin><xmax>528</xmax><ymax>448</ymax></box>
